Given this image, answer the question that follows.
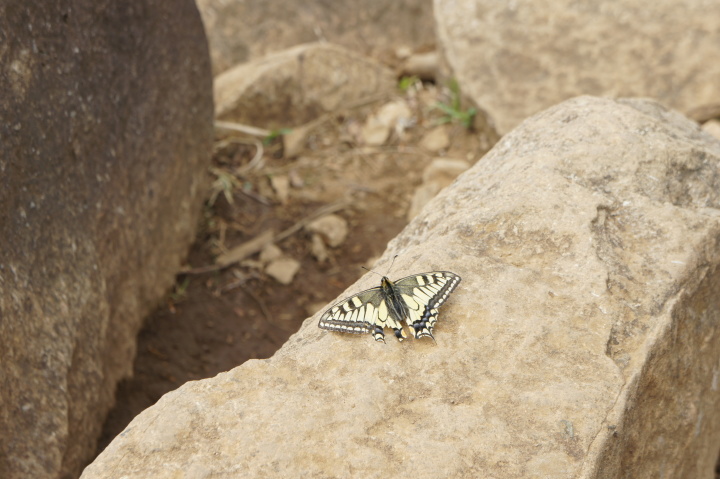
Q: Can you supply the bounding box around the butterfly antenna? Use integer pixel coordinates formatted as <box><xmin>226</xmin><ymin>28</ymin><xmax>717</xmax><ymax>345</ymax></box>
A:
<box><xmin>387</xmin><ymin>254</ymin><xmax>398</xmax><ymax>275</ymax></box>
<box><xmin>363</xmin><ymin>255</ymin><xmax>398</xmax><ymax>278</ymax></box>
<box><xmin>361</xmin><ymin>265</ymin><xmax>383</xmax><ymax>278</ymax></box>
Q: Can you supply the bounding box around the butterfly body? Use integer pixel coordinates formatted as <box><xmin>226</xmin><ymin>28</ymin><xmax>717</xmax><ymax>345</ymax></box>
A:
<box><xmin>318</xmin><ymin>271</ymin><xmax>461</xmax><ymax>343</ymax></box>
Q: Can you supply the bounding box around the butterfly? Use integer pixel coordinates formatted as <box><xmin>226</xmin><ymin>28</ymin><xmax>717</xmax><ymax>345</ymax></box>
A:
<box><xmin>318</xmin><ymin>271</ymin><xmax>461</xmax><ymax>343</ymax></box>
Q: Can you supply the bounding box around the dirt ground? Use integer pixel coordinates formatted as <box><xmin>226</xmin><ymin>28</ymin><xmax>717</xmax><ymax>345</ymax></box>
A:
<box><xmin>95</xmin><ymin>80</ymin><xmax>497</xmax><ymax>455</ymax></box>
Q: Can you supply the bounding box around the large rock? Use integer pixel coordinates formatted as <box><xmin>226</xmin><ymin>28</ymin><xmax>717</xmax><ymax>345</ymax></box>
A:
<box><xmin>197</xmin><ymin>0</ymin><xmax>435</xmax><ymax>76</ymax></box>
<box><xmin>0</xmin><ymin>2</ymin><xmax>212</xmax><ymax>478</ymax></box>
<box><xmin>435</xmin><ymin>0</ymin><xmax>720</xmax><ymax>134</ymax></box>
<box><xmin>214</xmin><ymin>43</ymin><xmax>396</xmax><ymax>130</ymax></box>
<box><xmin>81</xmin><ymin>96</ymin><xmax>720</xmax><ymax>478</ymax></box>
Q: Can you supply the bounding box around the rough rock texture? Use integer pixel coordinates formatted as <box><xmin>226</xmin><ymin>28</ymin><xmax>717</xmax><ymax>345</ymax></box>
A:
<box><xmin>82</xmin><ymin>96</ymin><xmax>720</xmax><ymax>478</ymax></box>
<box><xmin>196</xmin><ymin>0</ymin><xmax>435</xmax><ymax>76</ymax></box>
<box><xmin>435</xmin><ymin>0</ymin><xmax>720</xmax><ymax>134</ymax></box>
<box><xmin>214</xmin><ymin>43</ymin><xmax>396</xmax><ymax>130</ymax></box>
<box><xmin>0</xmin><ymin>3</ymin><xmax>212</xmax><ymax>479</ymax></box>
<box><xmin>408</xmin><ymin>158</ymin><xmax>471</xmax><ymax>219</ymax></box>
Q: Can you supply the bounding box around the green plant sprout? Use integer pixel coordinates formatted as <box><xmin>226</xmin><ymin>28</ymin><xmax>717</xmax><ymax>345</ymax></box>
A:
<box><xmin>208</xmin><ymin>167</ymin><xmax>241</xmax><ymax>206</ymax></box>
<box><xmin>398</xmin><ymin>75</ymin><xmax>420</xmax><ymax>92</ymax></box>
<box><xmin>170</xmin><ymin>276</ymin><xmax>191</xmax><ymax>302</ymax></box>
<box><xmin>434</xmin><ymin>79</ymin><xmax>477</xmax><ymax>129</ymax></box>
<box><xmin>263</xmin><ymin>128</ymin><xmax>293</xmax><ymax>145</ymax></box>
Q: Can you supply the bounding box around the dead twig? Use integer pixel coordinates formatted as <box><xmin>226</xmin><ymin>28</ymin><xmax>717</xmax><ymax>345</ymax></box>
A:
<box><xmin>179</xmin><ymin>263</ymin><xmax>228</xmax><ymax>275</ymax></box>
<box><xmin>217</xmin><ymin>271</ymin><xmax>257</xmax><ymax>294</ymax></box>
<box><xmin>237</xmin><ymin>187</ymin><xmax>273</xmax><ymax>206</ymax></box>
<box><xmin>235</xmin><ymin>139</ymin><xmax>265</xmax><ymax>175</ymax></box>
<box><xmin>213</xmin><ymin>137</ymin><xmax>265</xmax><ymax>173</ymax></box>
<box><xmin>274</xmin><ymin>201</ymin><xmax>348</xmax><ymax>243</ymax></box>
<box><xmin>215</xmin><ymin>120</ymin><xmax>271</xmax><ymax>138</ymax></box>
<box><xmin>179</xmin><ymin>201</ymin><xmax>349</xmax><ymax>275</ymax></box>
<box><xmin>215</xmin><ymin>230</ymin><xmax>275</xmax><ymax>268</ymax></box>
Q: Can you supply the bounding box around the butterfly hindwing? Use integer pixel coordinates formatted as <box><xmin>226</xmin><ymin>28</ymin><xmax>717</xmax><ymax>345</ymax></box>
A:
<box><xmin>393</xmin><ymin>272</ymin><xmax>461</xmax><ymax>339</ymax></box>
<box><xmin>319</xmin><ymin>270</ymin><xmax>461</xmax><ymax>343</ymax></box>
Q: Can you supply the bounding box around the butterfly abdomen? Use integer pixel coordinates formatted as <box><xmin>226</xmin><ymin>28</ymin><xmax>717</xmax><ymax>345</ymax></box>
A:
<box><xmin>380</xmin><ymin>277</ymin><xmax>410</xmax><ymax>341</ymax></box>
<box><xmin>381</xmin><ymin>277</ymin><xmax>409</xmax><ymax>319</ymax></box>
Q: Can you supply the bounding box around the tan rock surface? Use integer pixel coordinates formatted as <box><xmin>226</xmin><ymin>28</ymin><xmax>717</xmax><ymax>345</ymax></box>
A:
<box><xmin>0</xmin><ymin>3</ymin><xmax>212</xmax><ymax>478</ymax></box>
<box><xmin>196</xmin><ymin>0</ymin><xmax>435</xmax><ymax>76</ymax></box>
<box><xmin>82</xmin><ymin>97</ymin><xmax>720</xmax><ymax>478</ymax></box>
<box><xmin>435</xmin><ymin>0</ymin><xmax>720</xmax><ymax>134</ymax></box>
<box><xmin>214</xmin><ymin>43</ymin><xmax>395</xmax><ymax>130</ymax></box>
<box><xmin>408</xmin><ymin>158</ymin><xmax>471</xmax><ymax>219</ymax></box>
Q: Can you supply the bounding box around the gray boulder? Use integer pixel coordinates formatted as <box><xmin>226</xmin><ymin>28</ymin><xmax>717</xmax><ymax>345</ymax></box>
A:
<box><xmin>0</xmin><ymin>2</ymin><xmax>212</xmax><ymax>478</ymax></box>
<box><xmin>435</xmin><ymin>0</ymin><xmax>720</xmax><ymax>133</ymax></box>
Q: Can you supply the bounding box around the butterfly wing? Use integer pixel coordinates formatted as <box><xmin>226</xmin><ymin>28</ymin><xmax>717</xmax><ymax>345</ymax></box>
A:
<box><xmin>392</xmin><ymin>271</ymin><xmax>461</xmax><ymax>339</ymax></box>
<box><xmin>318</xmin><ymin>286</ymin><xmax>405</xmax><ymax>342</ymax></box>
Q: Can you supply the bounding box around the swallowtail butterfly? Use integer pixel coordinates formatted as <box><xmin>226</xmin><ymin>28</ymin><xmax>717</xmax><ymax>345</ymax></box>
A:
<box><xmin>318</xmin><ymin>271</ymin><xmax>461</xmax><ymax>343</ymax></box>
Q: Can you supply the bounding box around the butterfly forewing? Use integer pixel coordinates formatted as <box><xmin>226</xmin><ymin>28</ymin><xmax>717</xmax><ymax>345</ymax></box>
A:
<box><xmin>318</xmin><ymin>270</ymin><xmax>461</xmax><ymax>342</ymax></box>
<box><xmin>318</xmin><ymin>287</ymin><xmax>381</xmax><ymax>334</ymax></box>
